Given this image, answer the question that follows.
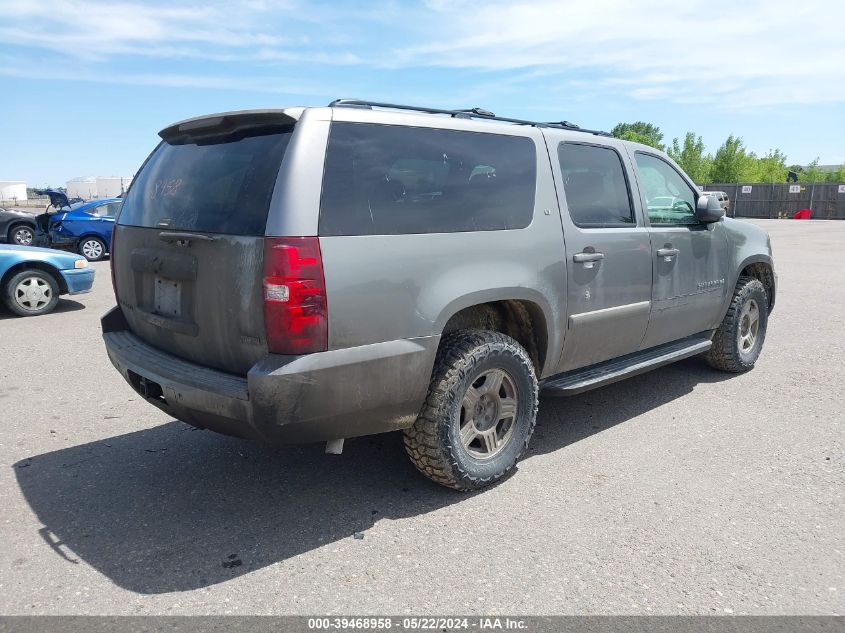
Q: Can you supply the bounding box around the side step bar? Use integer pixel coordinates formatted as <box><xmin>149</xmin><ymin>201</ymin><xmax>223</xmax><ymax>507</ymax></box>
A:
<box><xmin>541</xmin><ymin>335</ymin><xmax>713</xmax><ymax>396</ymax></box>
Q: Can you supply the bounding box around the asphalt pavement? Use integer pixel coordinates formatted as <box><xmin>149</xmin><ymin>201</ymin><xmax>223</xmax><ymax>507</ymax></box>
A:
<box><xmin>0</xmin><ymin>219</ymin><xmax>841</xmax><ymax>615</ymax></box>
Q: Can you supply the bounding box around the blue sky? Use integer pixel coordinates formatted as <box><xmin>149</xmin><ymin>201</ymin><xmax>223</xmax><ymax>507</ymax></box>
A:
<box><xmin>1</xmin><ymin>0</ymin><xmax>843</xmax><ymax>186</ymax></box>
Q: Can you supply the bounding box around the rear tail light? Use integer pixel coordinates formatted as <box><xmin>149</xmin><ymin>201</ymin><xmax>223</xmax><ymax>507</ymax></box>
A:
<box><xmin>263</xmin><ymin>237</ymin><xmax>328</xmax><ymax>355</ymax></box>
<box><xmin>110</xmin><ymin>224</ymin><xmax>117</xmax><ymax>299</ymax></box>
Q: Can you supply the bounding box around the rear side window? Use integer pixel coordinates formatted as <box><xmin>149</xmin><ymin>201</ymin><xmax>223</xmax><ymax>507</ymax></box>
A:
<box><xmin>119</xmin><ymin>128</ymin><xmax>292</xmax><ymax>236</ymax></box>
<box><xmin>558</xmin><ymin>143</ymin><xmax>634</xmax><ymax>228</ymax></box>
<box><xmin>92</xmin><ymin>202</ymin><xmax>122</xmax><ymax>217</ymax></box>
<box><xmin>319</xmin><ymin>122</ymin><xmax>537</xmax><ymax>236</ymax></box>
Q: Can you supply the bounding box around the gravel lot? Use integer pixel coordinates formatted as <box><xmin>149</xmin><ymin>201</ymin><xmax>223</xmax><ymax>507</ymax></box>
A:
<box><xmin>0</xmin><ymin>219</ymin><xmax>841</xmax><ymax>615</ymax></box>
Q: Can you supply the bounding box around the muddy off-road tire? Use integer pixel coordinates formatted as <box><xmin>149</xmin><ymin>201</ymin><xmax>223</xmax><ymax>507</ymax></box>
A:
<box><xmin>705</xmin><ymin>276</ymin><xmax>768</xmax><ymax>373</ymax></box>
<box><xmin>404</xmin><ymin>330</ymin><xmax>538</xmax><ymax>491</ymax></box>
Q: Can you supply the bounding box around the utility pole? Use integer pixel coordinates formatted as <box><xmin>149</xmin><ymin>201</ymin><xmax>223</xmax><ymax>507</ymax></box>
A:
<box><xmin>809</xmin><ymin>182</ymin><xmax>816</xmax><ymax>215</ymax></box>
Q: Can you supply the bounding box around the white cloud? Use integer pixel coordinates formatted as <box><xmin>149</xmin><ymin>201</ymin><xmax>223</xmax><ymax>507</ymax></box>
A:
<box><xmin>1</xmin><ymin>0</ymin><xmax>843</xmax><ymax>108</ymax></box>
<box><xmin>0</xmin><ymin>60</ymin><xmax>330</xmax><ymax>96</ymax></box>
<box><xmin>0</xmin><ymin>0</ymin><xmax>292</xmax><ymax>60</ymax></box>
<box><xmin>393</xmin><ymin>0</ymin><xmax>845</xmax><ymax>107</ymax></box>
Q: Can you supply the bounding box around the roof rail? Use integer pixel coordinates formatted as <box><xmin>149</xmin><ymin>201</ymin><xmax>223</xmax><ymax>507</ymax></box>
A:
<box><xmin>543</xmin><ymin>121</ymin><xmax>612</xmax><ymax>137</ymax></box>
<box><xmin>327</xmin><ymin>99</ymin><xmax>611</xmax><ymax>136</ymax></box>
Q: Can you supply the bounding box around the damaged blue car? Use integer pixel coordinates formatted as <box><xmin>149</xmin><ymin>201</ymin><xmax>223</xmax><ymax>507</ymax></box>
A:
<box><xmin>34</xmin><ymin>189</ymin><xmax>122</xmax><ymax>261</ymax></box>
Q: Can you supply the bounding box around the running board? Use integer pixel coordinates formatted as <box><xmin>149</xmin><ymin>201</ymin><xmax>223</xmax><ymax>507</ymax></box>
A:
<box><xmin>541</xmin><ymin>336</ymin><xmax>713</xmax><ymax>396</ymax></box>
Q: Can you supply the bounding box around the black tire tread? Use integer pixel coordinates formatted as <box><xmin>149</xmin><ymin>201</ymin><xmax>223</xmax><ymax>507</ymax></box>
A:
<box><xmin>2</xmin><ymin>268</ymin><xmax>59</xmax><ymax>317</ymax></box>
<box><xmin>79</xmin><ymin>236</ymin><xmax>107</xmax><ymax>261</ymax></box>
<box><xmin>403</xmin><ymin>329</ymin><xmax>538</xmax><ymax>491</ymax></box>
<box><xmin>8</xmin><ymin>223</ymin><xmax>34</xmax><ymax>245</ymax></box>
<box><xmin>705</xmin><ymin>276</ymin><xmax>767</xmax><ymax>373</ymax></box>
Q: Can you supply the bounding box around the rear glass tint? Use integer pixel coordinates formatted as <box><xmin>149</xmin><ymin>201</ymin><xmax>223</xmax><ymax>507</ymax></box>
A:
<box><xmin>558</xmin><ymin>143</ymin><xmax>634</xmax><ymax>228</ymax></box>
<box><xmin>119</xmin><ymin>128</ymin><xmax>292</xmax><ymax>235</ymax></box>
<box><xmin>319</xmin><ymin>122</ymin><xmax>537</xmax><ymax>236</ymax></box>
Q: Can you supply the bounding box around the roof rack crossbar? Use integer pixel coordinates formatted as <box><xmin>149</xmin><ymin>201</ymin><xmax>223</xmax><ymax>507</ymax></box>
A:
<box><xmin>328</xmin><ymin>99</ymin><xmax>612</xmax><ymax>136</ymax></box>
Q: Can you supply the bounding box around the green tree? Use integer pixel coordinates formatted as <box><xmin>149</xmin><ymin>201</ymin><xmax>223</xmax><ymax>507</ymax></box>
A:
<box><xmin>668</xmin><ymin>132</ymin><xmax>712</xmax><ymax>183</ymax></box>
<box><xmin>801</xmin><ymin>158</ymin><xmax>827</xmax><ymax>182</ymax></box>
<box><xmin>710</xmin><ymin>135</ymin><xmax>760</xmax><ymax>183</ymax></box>
<box><xmin>756</xmin><ymin>148</ymin><xmax>788</xmax><ymax>182</ymax></box>
<box><xmin>611</xmin><ymin>121</ymin><xmax>664</xmax><ymax>151</ymax></box>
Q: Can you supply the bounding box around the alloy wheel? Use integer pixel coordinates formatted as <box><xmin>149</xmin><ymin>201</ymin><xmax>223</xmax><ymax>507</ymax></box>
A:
<box><xmin>738</xmin><ymin>298</ymin><xmax>760</xmax><ymax>354</ymax></box>
<box><xmin>14</xmin><ymin>276</ymin><xmax>52</xmax><ymax>312</ymax></box>
<box><xmin>458</xmin><ymin>368</ymin><xmax>518</xmax><ymax>459</ymax></box>
<box><xmin>13</xmin><ymin>226</ymin><xmax>33</xmax><ymax>246</ymax></box>
<box><xmin>82</xmin><ymin>239</ymin><xmax>104</xmax><ymax>260</ymax></box>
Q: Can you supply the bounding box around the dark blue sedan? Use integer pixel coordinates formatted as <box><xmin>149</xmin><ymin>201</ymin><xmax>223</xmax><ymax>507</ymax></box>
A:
<box><xmin>47</xmin><ymin>198</ymin><xmax>122</xmax><ymax>261</ymax></box>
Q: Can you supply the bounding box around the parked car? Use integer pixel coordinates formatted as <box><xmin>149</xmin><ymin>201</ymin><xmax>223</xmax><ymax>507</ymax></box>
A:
<box><xmin>1</xmin><ymin>244</ymin><xmax>94</xmax><ymax>316</ymax></box>
<box><xmin>32</xmin><ymin>190</ymin><xmax>121</xmax><ymax>261</ymax></box>
<box><xmin>102</xmin><ymin>101</ymin><xmax>776</xmax><ymax>490</ymax></box>
<box><xmin>704</xmin><ymin>190</ymin><xmax>731</xmax><ymax>216</ymax></box>
<box><xmin>47</xmin><ymin>198</ymin><xmax>121</xmax><ymax>261</ymax></box>
<box><xmin>0</xmin><ymin>207</ymin><xmax>37</xmax><ymax>246</ymax></box>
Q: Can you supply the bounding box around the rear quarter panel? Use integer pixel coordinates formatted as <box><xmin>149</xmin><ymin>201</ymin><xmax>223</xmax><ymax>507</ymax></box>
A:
<box><xmin>314</xmin><ymin>112</ymin><xmax>567</xmax><ymax>378</ymax></box>
<box><xmin>55</xmin><ymin>211</ymin><xmax>114</xmax><ymax>245</ymax></box>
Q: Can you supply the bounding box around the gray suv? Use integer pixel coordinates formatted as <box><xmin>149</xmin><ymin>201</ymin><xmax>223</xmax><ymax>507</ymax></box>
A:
<box><xmin>102</xmin><ymin>100</ymin><xmax>776</xmax><ymax>490</ymax></box>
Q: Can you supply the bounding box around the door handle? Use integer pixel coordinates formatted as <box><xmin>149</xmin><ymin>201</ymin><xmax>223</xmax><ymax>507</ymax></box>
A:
<box><xmin>573</xmin><ymin>251</ymin><xmax>605</xmax><ymax>263</ymax></box>
<box><xmin>656</xmin><ymin>247</ymin><xmax>680</xmax><ymax>258</ymax></box>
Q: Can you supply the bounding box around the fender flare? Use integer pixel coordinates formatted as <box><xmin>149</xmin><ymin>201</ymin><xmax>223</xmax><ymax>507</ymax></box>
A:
<box><xmin>433</xmin><ymin>287</ymin><xmax>558</xmax><ymax>376</ymax></box>
<box><xmin>719</xmin><ymin>254</ymin><xmax>776</xmax><ymax>319</ymax></box>
<box><xmin>5</xmin><ymin>219</ymin><xmax>37</xmax><ymax>236</ymax></box>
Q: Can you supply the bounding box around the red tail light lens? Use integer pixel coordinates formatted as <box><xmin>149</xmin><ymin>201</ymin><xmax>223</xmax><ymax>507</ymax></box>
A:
<box><xmin>263</xmin><ymin>237</ymin><xmax>328</xmax><ymax>355</ymax></box>
<box><xmin>110</xmin><ymin>224</ymin><xmax>117</xmax><ymax>300</ymax></box>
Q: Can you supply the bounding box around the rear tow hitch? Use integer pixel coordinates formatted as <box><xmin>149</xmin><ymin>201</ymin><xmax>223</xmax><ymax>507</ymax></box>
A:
<box><xmin>325</xmin><ymin>439</ymin><xmax>344</xmax><ymax>455</ymax></box>
<box><xmin>138</xmin><ymin>376</ymin><xmax>164</xmax><ymax>402</ymax></box>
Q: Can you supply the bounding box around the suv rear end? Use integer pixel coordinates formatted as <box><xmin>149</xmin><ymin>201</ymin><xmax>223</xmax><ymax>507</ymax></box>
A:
<box><xmin>103</xmin><ymin>108</ymin><xmax>437</xmax><ymax>443</ymax></box>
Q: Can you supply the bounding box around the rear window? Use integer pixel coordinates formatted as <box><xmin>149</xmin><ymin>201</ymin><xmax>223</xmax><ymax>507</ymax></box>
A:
<box><xmin>558</xmin><ymin>143</ymin><xmax>634</xmax><ymax>228</ymax></box>
<box><xmin>88</xmin><ymin>201</ymin><xmax>122</xmax><ymax>217</ymax></box>
<box><xmin>119</xmin><ymin>128</ymin><xmax>292</xmax><ymax>235</ymax></box>
<box><xmin>319</xmin><ymin>122</ymin><xmax>537</xmax><ymax>236</ymax></box>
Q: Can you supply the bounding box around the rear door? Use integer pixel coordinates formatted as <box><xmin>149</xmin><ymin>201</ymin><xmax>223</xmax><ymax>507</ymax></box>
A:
<box><xmin>630</xmin><ymin>151</ymin><xmax>730</xmax><ymax>349</ymax></box>
<box><xmin>550</xmin><ymin>139</ymin><xmax>653</xmax><ymax>372</ymax></box>
<box><xmin>113</xmin><ymin>112</ymin><xmax>296</xmax><ymax>375</ymax></box>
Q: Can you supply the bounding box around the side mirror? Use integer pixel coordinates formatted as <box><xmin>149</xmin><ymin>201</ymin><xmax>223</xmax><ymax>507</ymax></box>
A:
<box><xmin>696</xmin><ymin>194</ymin><xmax>725</xmax><ymax>223</ymax></box>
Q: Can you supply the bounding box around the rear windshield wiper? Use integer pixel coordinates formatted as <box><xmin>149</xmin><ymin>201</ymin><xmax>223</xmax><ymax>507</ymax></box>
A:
<box><xmin>158</xmin><ymin>231</ymin><xmax>217</xmax><ymax>243</ymax></box>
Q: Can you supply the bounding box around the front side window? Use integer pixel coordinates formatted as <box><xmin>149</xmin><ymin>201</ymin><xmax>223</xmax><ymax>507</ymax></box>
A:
<box><xmin>634</xmin><ymin>153</ymin><xmax>698</xmax><ymax>226</ymax></box>
<box><xmin>558</xmin><ymin>143</ymin><xmax>634</xmax><ymax>227</ymax></box>
<box><xmin>319</xmin><ymin>123</ymin><xmax>537</xmax><ymax>236</ymax></box>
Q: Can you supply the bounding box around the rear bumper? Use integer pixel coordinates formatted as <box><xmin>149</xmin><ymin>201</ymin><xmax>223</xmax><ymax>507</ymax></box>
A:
<box><xmin>60</xmin><ymin>268</ymin><xmax>95</xmax><ymax>294</ymax></box>
<box><xmin>101</xmin><ymin>307</ymin><xmax>437</xmax><ymax>443</ymax></box>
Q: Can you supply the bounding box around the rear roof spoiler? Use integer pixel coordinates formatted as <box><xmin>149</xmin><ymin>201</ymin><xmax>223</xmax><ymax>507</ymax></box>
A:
<box><xmin>159</xmin><ymin>109</ymin><xmax>300</xmax><ymax>144</ymax></box>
